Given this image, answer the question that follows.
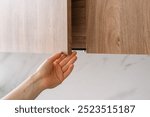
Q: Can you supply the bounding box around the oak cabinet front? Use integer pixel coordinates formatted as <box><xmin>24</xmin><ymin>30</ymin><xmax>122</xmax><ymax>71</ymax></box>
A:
<box><xmin>86</xmin><ymin>0</ymin><xmax>150</xmax><ymax>54</ymax></box>
<box><xmin>0</xmin><ymin>0</ymin><xmax>150</xmax><ymax>54</ymax></box>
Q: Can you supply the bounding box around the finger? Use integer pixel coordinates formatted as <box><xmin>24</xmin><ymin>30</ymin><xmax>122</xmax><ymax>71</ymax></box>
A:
<box><xmin>63</xmin><ymin>64</ymin><xmax>74</xmax><ymax>79</ymax></box>
<box><xmin>53</xmin><ymin>62</ymin><xmax>64</xmax><ymax>82</ymax></box>
<box><xmin>55</xmin><ymin>54</ymin><xmax>67</xmax><ymax>64</ymax></box>
<box><xmin>62</xmin><ymin>56</ymin><xmax>77</xmax><ymax>72</ymax></box>
<box><xmin>59</xmin><ymin>51</ymin><xmax>77</xmax><ymax>67</ymax></box>
<box><xmin>48</xmin><ymin>52</ymin><xmax>62</xmax><ymax>62</ymax></box>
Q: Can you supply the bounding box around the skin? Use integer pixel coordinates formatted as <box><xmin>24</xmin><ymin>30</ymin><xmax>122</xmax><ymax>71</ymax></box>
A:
<box><xmin>2</xmin><ymin>51</ymin><xmax>77</xmax><ymax>100</ymax></box>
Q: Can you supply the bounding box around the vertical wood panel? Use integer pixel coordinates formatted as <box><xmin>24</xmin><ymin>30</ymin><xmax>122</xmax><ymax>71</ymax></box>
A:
<box><xmin>0</xmin><ymin>0</ymin><xmax>71</xmax><ymax>53</ymax></box>
<box><xmin>87</xmin><ymin>0</ymin><xmax>150</xmax><ymax>54</ymax></box>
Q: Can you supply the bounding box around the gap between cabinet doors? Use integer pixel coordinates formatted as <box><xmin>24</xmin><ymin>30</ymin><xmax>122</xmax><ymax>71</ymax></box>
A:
<box><xmin>71</xmin><ymin>0</ymin><xmax>86</xmax><ymax>51</ymax></box>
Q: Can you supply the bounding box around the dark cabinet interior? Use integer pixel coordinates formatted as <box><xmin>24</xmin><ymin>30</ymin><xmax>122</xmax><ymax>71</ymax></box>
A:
<box><xmin>72</xmin><ymin>0</ymin><xmax>86</xmax><ymax>50</ymax></box>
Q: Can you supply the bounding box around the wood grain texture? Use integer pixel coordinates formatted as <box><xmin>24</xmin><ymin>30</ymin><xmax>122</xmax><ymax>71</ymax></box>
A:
<box><xmin>72</xmin><ymin>0</ymin><xmax>86</xmax><ymax>49</ymax></box>
<box><xmin>87</xmin><ymin>0</ymin><xmax>150</xmax><ymax>54</ymax></box>
<box><xmin>0</xmin><ymin>0</ymin><xmax>71</xmax><ymax>53</ymax></box>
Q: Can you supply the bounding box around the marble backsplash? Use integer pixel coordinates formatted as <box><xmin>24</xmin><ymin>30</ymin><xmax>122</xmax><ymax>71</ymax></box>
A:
<box><xmin>0</xmin><ymin>51</ymin><xmax>150</xmax><ymax>100</ymax></box>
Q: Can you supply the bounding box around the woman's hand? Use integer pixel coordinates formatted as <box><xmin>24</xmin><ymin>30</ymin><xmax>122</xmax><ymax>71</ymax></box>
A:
<box><xmin>35</xmin><ymin>52</ymin><xmax>77</xmax><ymax>89</ymax></box>
<box><xmin>2</xmin><ymin>52</ymin><xmax>77</xmax><ymax>100</ymax></box>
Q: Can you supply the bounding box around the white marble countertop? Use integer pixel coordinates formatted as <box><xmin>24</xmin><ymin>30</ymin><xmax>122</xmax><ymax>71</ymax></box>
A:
<box><xmin>0</xmin><ymin>51</ymin><xmax>150</xmax><ymax>100</ymax></box>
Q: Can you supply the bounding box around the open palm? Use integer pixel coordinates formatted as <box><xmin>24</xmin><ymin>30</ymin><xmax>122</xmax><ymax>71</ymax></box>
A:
<box><xmin>36</xmin><ymin>52</ymin><xmax>77</xmax><ymax>89</ymax></box>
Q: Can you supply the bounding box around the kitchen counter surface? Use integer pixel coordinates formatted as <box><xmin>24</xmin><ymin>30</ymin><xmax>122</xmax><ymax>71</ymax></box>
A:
<box><xmin>0</xmin><ymin>51</ymin><xmax>150</xmax><ymax>100</ymax></box>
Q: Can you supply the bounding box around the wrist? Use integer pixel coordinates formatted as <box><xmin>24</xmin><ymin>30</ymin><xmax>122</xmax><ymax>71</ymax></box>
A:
<box><xmin>29</xmin><ymin>73</ymin><xmax>46</xmax><ymax>93</ymax></box>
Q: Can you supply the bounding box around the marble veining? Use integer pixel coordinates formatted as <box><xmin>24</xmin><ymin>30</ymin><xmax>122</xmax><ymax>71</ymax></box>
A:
<box><xmin>0</xmin><ymin>51</ymin><xmax>150</xmax><ymax>100</ymax></box>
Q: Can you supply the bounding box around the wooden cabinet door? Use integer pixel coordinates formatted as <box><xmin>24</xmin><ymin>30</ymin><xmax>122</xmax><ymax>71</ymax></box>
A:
<box><xmin>0</xmin><ymin>0</ymin><xmax>71</xmax><ymax>53</ymax></box>
<box><xmin>87</xmin><ymin>0</ymin><xmax>150</xmax><ymax>54</ymax></box>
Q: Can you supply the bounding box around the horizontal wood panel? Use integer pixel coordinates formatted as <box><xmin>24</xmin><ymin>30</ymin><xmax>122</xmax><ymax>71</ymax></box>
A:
<box><xmin>0</xmin><ymin>0</ymin><xmax>71</xmax><ymax>53</ymax></box>
<box><xmin>87</xmin><ymin>0</ymin><xmax>150</xmax><ymax>54</ymax></box>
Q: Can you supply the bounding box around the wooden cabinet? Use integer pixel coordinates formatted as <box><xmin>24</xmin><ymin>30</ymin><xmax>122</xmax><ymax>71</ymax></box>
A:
<box><xmin>0</xmin><ymin>0</ymin><xmax>150</xmax><ymax>54</ymax></box>
<box><xmin>0</xmin><ymin>0</ymin><xmax>71</xmax><ymax>53</ymax></box>
<box><xmin>86</xmin><ymin>0</ymin><xmax>150</xmax><ymax>54</ymax></box>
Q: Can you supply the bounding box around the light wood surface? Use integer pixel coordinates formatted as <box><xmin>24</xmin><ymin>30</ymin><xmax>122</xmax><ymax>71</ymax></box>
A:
<box><xmin>72</xmin><ymin>0</ymin><xmax>86</xmax><ymax>49</ymax></box>
<box><xmin>87</xmin><ymin>0</ymin><xmax>150</xmax><ymax>54</ymax></box>
<box><xmin>0</xmin><ymin>0</ymin><xmax>71</xmax><ymax>53</ymax></box>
